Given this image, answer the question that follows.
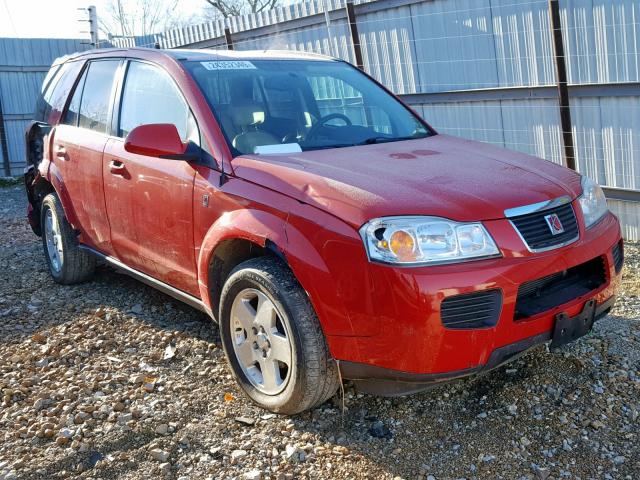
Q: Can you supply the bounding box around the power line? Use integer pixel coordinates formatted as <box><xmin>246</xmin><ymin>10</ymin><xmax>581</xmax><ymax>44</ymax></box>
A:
<box><xmin>1</xmin><ymin>0</ymin><xmax>17</xmax><ymax>36</ymax></box>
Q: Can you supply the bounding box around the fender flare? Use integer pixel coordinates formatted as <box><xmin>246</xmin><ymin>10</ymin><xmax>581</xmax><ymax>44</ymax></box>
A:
<box><xmin>196</xmin><ymin>208</ymin><xmax>356</xmax><ymax>336</ymax></box>
<box><xmin>47</xmin><ymin>160</ymin><xmax>82</xmax><ymax>229</ymax></box>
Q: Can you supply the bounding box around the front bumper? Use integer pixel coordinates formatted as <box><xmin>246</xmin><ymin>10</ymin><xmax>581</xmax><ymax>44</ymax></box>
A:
<box><xmin>339</xmin><ymin>295</ymin><xmax>616</xmax><ymax>395</ymax></box>
<box><xmin>327</xmin><ymin>210</ymin><xmax>623</xmax><ymax>383</ymax></box>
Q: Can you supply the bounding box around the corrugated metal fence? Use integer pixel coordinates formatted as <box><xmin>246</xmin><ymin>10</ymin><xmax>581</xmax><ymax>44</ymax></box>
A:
<box><xmin>0</xmin><ymin>38</ymin><xmax>90</xmax><ymax>176</ymax></box>
<box><xmin>1</xmin><ymin>1</ymin><xmax>638</xmax><ymax>238</ymax></box>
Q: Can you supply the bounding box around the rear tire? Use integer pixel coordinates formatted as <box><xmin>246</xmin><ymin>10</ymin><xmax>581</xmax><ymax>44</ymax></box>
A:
<box><xmin>219</xmin><ymin>256</ymin><xmax>339</xmax><ymax>414</ymax></box>
<box><xmin>40</xmin><ymin>193</ymin><xmax>95</xmax><ymax>284</ymax></box>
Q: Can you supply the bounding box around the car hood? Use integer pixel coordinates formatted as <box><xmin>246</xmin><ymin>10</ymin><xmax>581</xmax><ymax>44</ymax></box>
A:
<box><xmin>231</xmin><ymin>134</ymin><xmax>583</xmax><ymax>228</ymax></box>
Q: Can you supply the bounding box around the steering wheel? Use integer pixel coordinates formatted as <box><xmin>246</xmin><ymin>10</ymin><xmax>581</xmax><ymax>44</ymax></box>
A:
<box><xmin>305</xmin><ymin>113</ymin><xmax>353</xmax><ymax>141</ymax></box>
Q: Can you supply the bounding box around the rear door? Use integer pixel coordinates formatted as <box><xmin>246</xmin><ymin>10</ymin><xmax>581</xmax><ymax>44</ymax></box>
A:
<box><xmin>102</xmin><ymin>60</ymin><xmax>200</xmax><ymax>296</ymax></box>
<box><xmin>51</xmin><ymin>59</ymin><xmax>121</xmax><ymax>253</ymax></box>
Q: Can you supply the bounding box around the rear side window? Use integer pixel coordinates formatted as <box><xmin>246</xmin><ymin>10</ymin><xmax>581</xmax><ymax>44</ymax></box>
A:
<box><xmin>78</xmin><ymin>60</ymin><xmax>120</xmax><ymax>134</ymax></box>
<box><xmin>119</xmin><ymin>61</ymin><xmax>198</xmax><ymax>143</ymax></box>
<box><xmin>62</xmin><ymin>68</ymin><xmax>88</xmax><ymax>127</ymax></box>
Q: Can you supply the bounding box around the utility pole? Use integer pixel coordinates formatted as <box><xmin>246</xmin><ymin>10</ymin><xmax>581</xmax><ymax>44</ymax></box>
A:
<box><xmin>78</xmin><ymin>6</ymin><xmax>99</xmax><ymax>48</ymax></box>
<box><xmin>88</xmin><ymin>6</ymin><xmax>99</xmax><ymax>48</ymax></box>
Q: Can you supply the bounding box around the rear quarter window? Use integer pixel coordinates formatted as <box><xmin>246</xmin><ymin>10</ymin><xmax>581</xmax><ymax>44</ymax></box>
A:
<box><xmin>35</xmin><ymin>61</ymin><xmax>84</xmax><ymax>125</ymax></box>
<box><xmin>34</xmin><ymin>65</ymin><xmax>62</xmax><ymax>121</ymax></box>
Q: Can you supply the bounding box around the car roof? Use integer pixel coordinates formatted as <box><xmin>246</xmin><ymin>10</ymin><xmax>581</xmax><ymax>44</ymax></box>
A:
<box><xmin>53</xmin><ymin>47</ymin><xmax>337</xmax><ymax>66</ymax></box>
<box><xmin>166</xmin><ymin>48</ymin><xmax>336</xmax><ymax>62</ymax></box>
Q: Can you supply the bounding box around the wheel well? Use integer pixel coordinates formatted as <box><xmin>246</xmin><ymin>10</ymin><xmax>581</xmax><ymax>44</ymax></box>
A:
<box><xmin>209</xmin><ymin>238</ymin><xmax>284</xmax><ymax>318</ymax></box>
<box><xmin>25</xmin><ymin>123</ymin><xmax>55</xmax><ymax>236</ymax></box>
<box><xmin>25</xmin><ymin>123</ymin><xmax>55</xmax><ymax>230</ymax></box>
<box><xmin>25</xmin><ymin>176</ymin><xmax>54</xmax><ymax>236</ymax></box>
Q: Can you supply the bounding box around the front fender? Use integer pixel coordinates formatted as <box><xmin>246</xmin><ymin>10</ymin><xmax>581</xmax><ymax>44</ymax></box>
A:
<box><xmin>196</xmin><ymin>207</ymin><xmax>357</xmax><ymax>337</ymax></box>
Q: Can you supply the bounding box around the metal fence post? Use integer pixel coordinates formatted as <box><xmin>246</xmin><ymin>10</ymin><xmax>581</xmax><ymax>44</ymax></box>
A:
<box><xmin>346</xmin><ymin>2</ymin><xmax>364</xmax><ymax>70</ymax></box>
<box><xmin>549</xmin><ymin>0</ymin><xmax>576</xmax><ymax>171</ymax></box>
<box><xmin>0</xmin><ymin>96</ymin><xmax>11</xmax><ymax>177</ymax></box>
<box><xmin>224</xmin><ymin>28</ymin><xmax>234</xmax><ymax>51</ymax></box>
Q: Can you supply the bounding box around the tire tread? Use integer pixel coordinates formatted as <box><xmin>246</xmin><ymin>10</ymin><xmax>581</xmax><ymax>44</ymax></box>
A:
<box><xmin>220</xmin><ymin>256</ymin><xmax>339</xmax><ymax>414</ymax></box>
<box><xmin>41</xmin><ymin>193</ymin><xmax>95</xmax><ymax>285</ymax></box>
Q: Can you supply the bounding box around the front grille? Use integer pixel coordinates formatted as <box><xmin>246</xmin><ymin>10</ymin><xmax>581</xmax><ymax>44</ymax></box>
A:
<box><xmin>612</xmin><ymin>241</ymin><xmax>624</xmax><ymax>274</ymax></box>
<box><xmin>510</xmin><ymin>203</ymin><xmax>579</xmax><ymax>251</ymax></box>
<box><xmin>515</xmin><ymin>256</ymin><xmax>606</xmax><ymax>320</ymax></box>
<box><xmin>440</xmin><ymin>289</ymin><xmax>502</xmax><ymax>329</ymax></box>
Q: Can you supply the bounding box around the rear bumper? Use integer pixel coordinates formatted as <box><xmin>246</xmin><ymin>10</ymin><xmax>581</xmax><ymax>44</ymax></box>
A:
<box><xmin>339</xmin><ymin>295</ymin><xmax>616</xmax><ymax>396</ymax></box>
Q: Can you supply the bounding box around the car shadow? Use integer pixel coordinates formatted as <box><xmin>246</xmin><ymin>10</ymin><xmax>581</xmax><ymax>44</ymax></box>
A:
<box><xmin>284</xmin><ymin>345</ymin><xmax>601</xmax><ymax>479</ymax></box>
<box><xmin>0</xmin><ymin>261</ymin><xmax>217</xmax><ymax>348</ymax></box>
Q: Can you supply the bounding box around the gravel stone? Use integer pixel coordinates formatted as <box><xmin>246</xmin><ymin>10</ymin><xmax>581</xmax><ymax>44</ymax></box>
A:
<box><xmin>231</xmin><ymin>449</ymin><xmax>248</xmax><ymax>464</ymax></box>
<box><xmin>244</xmin><ymin>469</ymin><xmax>262</xmax><ymax>480</ymax></box>
<box><xmin>369</xmin><ymin>420</ymin><xmax>393</xmax><ymax>439</ymax></box>
<box><xmin>149</xmin><ymin>449</ymin><xmax>170</xmax><ymax>462</ymax></box>
<box><xmin>1</xmin><ymin>185</ymin><xmax>639</xmax><ymax>479</ymax></box>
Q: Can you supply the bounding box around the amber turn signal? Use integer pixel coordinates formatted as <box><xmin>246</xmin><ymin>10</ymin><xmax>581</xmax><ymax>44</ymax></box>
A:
<box><xmin>389</xmin><ymin>230</ymin><xmax>417</xmax><ymax>262</ymax></box>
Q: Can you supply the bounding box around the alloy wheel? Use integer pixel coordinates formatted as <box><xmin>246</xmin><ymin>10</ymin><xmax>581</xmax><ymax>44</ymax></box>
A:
<box><xmin>229</xmin><ymin>288</ymin><xmax>293</xmax><ymax>395</ymax></box>
<box><xmin>44</xmin><ymin>207</ymin><xmax>64</xmax><ymax>273</ymax></box>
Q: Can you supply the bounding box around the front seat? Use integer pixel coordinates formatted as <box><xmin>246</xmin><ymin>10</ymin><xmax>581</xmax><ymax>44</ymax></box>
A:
<box><xmin>231</xmin><ymin>105</ymin><xmax>280</xmax><ymax>154</ymax></box>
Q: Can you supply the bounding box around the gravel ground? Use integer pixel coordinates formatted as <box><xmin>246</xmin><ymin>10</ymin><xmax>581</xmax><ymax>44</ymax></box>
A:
<box><xmin>0</xmin><ymin>185</ymin><xmax>638</xmax><ymax>480</ymax></box>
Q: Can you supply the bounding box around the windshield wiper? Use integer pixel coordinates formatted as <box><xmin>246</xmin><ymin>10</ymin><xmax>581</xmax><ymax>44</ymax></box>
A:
<box><xmin>301</xmin><ymin>143</ymin><xmax>355</xmax><ymax>151</ymax></box>
<box><xmin>360</xmin><ymin>135</ymin><xmax>424</xmax><ymax>145</ymax></box>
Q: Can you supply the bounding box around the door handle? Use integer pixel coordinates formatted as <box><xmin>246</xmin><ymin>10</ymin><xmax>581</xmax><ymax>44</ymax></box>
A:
<box><xmin>109</xmin><ymin>160</ymin><xmax>127</xmax><ymax>175</ymax></box>
<box><xmin>54</xmin><ymin>145</ymin><xmax>67</xmax><ymax>159</ymax></box>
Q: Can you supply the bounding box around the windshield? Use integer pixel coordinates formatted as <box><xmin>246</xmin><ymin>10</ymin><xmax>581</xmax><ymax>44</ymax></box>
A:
<box><xmin>183</xmin><ymin>59</ymin><xmax>432</xmax><ymax>156</ymax></box>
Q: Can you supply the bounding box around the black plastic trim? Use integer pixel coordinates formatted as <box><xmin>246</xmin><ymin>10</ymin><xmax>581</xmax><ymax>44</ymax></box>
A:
<box><xmin>514</xmin><ymin>256</ymin><xmax>606</xmax><ymax>320</ymax></box>
<box><xmin>612</xmin><ymin>240</ymin><xmax>624</xmax><ymax>274</ymax></box>
<box><xmin>440</xmin><ymin>288</ymin><xmax>502</xmax><ymax>329</ymax></box>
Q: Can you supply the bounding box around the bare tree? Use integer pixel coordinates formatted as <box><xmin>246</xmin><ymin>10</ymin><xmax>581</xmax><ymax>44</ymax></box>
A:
<box><xmin>100</xmin><ymin>0</ymin><xmax>193</xmax><ymax>38</ymax></box>
<box><xmin>203</xmin><ymin>0</ymin><xmax>280</xmax><ymax>19</ymax></box>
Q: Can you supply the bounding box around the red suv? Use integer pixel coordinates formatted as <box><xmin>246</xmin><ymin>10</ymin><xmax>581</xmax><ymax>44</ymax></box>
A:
<box><xmin>25</xmin><ymin>48</ymin><xmax>623</xmax><ymax>414</ymax></box>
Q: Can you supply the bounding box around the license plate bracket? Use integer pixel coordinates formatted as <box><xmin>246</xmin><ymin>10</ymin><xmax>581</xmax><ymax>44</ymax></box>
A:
<box><xmin>550</xmin><ymin>299</ymin><xmax>597</xmax><ymax>349</ymax></box>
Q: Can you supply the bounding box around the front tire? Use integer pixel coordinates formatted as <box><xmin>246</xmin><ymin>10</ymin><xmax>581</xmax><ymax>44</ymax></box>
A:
<box><xmin>40</xmin><ymin>193</ymin><xmax>95</xmax><ymax>284</ymax></box>
<box><xmin>219</xmin><ymin>257</ymin><xmax>339</xmax><ymax>414</ymax></box>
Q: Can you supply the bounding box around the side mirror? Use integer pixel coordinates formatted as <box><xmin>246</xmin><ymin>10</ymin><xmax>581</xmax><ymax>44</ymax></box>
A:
<box><xmin>124</xmin><ymin>124</ymin><xmax>188</xmax><ymax>159</ymax></box>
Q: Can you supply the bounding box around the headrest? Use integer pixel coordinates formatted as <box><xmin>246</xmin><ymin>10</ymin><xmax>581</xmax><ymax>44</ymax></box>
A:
<box><xmin>231</xmin><ymin>104</ymin><xmax>265</xmax><ymax>126</ymax></box>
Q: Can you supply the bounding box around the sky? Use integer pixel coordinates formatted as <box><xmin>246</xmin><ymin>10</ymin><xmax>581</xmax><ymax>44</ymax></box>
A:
<box><xmin>0</xmin><ymin>0</ymin><xmax>210</xmax><ymax>40</ymax></box>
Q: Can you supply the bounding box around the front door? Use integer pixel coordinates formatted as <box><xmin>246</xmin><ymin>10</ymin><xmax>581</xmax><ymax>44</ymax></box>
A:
<box><xmin>102</xmin><ymin>60</ymin><xmax>200</xmax><ymax>296</ymax></box>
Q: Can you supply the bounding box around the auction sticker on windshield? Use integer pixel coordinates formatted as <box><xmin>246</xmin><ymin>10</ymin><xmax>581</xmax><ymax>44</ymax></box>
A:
<box><xmin>200</xmin><ymin>61</ymin><xmax>256</xmax><ymax>70</ymax></box>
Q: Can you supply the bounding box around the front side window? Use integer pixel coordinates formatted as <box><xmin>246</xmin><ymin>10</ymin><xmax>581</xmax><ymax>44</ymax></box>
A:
<box><xmin>184</xmin><ymin>59</ymin><xmax>431</xmax><ymax>156</ymax></box>
<box><xmin>78</xmin><ymin>60</ymin><xmax>120</xmax><ymax>134</ymax></box>
<box><xmin>119</xmin><ymin>61</ymin><xmax>199</xmax><ymax>144</ymax></box>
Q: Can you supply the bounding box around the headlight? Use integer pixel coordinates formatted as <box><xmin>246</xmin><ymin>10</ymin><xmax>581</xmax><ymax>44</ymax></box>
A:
<box><xmin>578</xmin><ymin>176</ymin><xmax>608</xmax><ymax>228</ymax></box>
<box><xmin>359</xmin><ymin>216</ymin><xmax>500</xmax><ymax>266</ymax></box>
